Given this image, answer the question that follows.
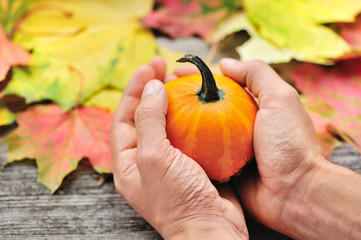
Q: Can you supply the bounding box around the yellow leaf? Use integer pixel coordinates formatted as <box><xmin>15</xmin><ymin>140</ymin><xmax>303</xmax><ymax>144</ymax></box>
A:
<box><xmin>243</xmin><ymin>0</ymin><xmax>360</xmax><ymax>63</ymax></box>
<box><xmin>83</xmin><ymin>89</ymin><xmax>123</xmax><ymax>111</ymax></box>
<box><xmin>7</xmin><ymin>0</ymin><xmax>180</xmax><ymax>110</ymax></box>
<box><xmin>212</xmin><ymin>13</ymin><xmax>301</xmax><ymax>63</ymax></box>
<box><xmin>0</xmin><ymin>100</ymin><xmax>15</xmax><ymax>126</ymax></box>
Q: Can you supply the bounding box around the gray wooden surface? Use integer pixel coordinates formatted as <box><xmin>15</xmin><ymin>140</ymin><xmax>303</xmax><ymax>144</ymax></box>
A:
<box><xmin>1</xmin><ymin>141</ymin><xmax>360</xmax><ymax>240</ymax></box>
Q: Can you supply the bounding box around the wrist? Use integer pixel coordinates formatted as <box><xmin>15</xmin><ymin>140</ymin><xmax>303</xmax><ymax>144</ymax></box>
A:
<box><xmin>281</xmin><ymin>159</ymin><xmax>361</xmax><ymax>239</ymax></box>
<box><xmin>162</xmin><ymin>217</ymin><xmax>248</xmax><ymax>240</ymax></box>
<box><xmin>279</xmin><ymin>158</ymin><xmax>329</xmax><ymax>237</ymax></box>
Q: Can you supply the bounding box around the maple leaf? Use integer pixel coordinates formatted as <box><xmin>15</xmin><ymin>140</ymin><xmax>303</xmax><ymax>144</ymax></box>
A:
<box><xmin>4</xmin><ymin>0</ymin><xmax>180</xmax><ymax>111</ymax></box>
<box><xmin>0</xmin><ymin>0</ymin><xmax>29</xmax><ymax>35</ymax></box>
<box><xmin>0</xmin><ymin>98</ymin><xmax>15</xmax><ymax>126</ymax></box>
<box><xmin>300</xmin><ymin>95</ymin><xmax>342</xmax><ymax>158</ymax></box>
<box><xmin>211</xmin><ymin>13</ymin><xmax>299</xmax><ymax>63</ymax></box>
<box><xmin>0</xmin><ymin>25</ymin><xmax>30</xmax><ymax>81</ymax></box>
<box><xmin>289</xmin><ymin>60</ymin><xmax>361</xmax><ymax>153</ymax></box>
<box><xmin>3</xmin><ymin>104</ymin><xmax>114</xmax><ymax>193</ymax></box>
<box><xmin>144</xmin><ymin>0</ymin><xmax>241</xmax><ymax>40</ymax></box>
<box><xmin>83</xmin><ymin>89</ymin><xmax>122</xmax><ymax>111</ymax></box>
<box><xmin>338</xmin><ymin>13</ymin><xmax>361</xmax><ymax>58</ymax></box>
<box><xmin>213</xmin><ymin>0</ymin><xmax>361</xmax><ymax>64</ymax></box>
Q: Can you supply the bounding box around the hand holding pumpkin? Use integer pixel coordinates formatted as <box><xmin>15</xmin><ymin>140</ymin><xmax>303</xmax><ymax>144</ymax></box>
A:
<box><xmin>220</xmin><ymin>59</ymin><xmax>361</xmax><ymax>240</ymax></box>
<box><xmin>112</xmin><ymin>56</ymin><xmax>361</xmax><ymax>240</ymax></box>
<box><xmin>110</xmin><ymin>57</ymin><xmax>248</xmax><ymax>240</ymax></box>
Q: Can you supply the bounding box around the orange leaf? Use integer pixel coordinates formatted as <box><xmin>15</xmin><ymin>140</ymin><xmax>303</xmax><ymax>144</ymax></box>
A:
<box><xmin>3</xmin><ymin>104</ymin><xmax>113</xmax><ymax>193</ymax></box>
<box><xmin>0</xmin><ymin>25</ymin><xmax>30</xmax><ymax>80</ymax></box>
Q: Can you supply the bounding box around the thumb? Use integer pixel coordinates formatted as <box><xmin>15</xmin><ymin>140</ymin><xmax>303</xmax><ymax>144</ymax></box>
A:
<box><xmin>134</xmin><ymin>80</ymin><xmax>168</xmax><ymax>154</ymax></box>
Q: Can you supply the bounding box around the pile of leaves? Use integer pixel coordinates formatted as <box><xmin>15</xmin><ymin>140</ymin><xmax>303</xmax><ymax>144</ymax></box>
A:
<box><xmin>1</xmin><ymin>0</ymin><xmax>361</xmax><ymax>193</ymax></box>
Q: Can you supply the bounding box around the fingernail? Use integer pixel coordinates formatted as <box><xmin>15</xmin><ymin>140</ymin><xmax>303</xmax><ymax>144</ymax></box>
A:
<box><xmin>221</xmin><ymin>58</ymin><xmax>238</xmax><ymax>65</ymax></box>
<box><xmin>142</xmin><ymin>80</ymin><xmax>162</xmax><ymax>98</ymax></box>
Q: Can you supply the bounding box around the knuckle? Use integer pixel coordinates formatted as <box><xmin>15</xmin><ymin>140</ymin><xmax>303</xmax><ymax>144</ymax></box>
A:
<box><xmin>137</xmin><ymin>141</ymin><xmax>174</xmax><ymax>174</ymax></box>
<box><xmin>134</xmin><ymin>105</ymin><xmax>156</xmax><ymax>126</ymax></box>
<box><xmin>278</xmin><ymin>85</ymin><xmax>299</xmax><ymax>100</ymax></box>
<box><xmin>137</xmin><ymin>142</ymin><xmax>167</xmax><ymax>164</ymax></box>
<box><xmin>247</xmin><ymin>59</ymin><xmax>269</xmax><ymax>69</ymax></box>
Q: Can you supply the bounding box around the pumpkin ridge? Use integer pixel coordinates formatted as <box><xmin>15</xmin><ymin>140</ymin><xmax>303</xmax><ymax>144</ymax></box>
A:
<box><xmin>215</xmin><ymin>102</ymin><xmax>233</xmax><ymax>180</ymax></box>
<box><xmin>224</xmin><ymin>100</ymin><xmax>254</xmax><ymax>131</ymax></box>
<box><xmin>222</xmin><ymin>88</ymin><xmax>257</xmax><ymax>108</ymax></box>
<box><xmin>167</xmin><ymin>95</ymin><xmax>199</xmax><ymax>127</ymax></box>
<box><xmin>183</xmin><ymin>103</ymin><xmax>203</xmax><ymax>155</ymax></box>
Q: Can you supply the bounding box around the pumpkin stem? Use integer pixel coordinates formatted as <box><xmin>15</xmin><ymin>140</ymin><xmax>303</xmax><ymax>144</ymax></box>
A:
<box><xmin>177</xmin><ymin>54</ymin><xmax>220</xmax><ymax>102</ymax></box>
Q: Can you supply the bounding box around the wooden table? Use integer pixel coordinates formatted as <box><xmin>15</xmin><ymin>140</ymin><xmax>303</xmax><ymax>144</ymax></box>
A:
<box><xmin>1</xmin><ymin>142</ymin><xmax>360</xmax><ymax>239</ymax></box>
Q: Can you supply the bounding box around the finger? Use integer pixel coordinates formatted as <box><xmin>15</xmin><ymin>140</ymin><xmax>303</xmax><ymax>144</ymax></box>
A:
<box><xmin>114</xmin><ymin>65</ymin><xmax>155</xmax><ymax>124</ymax></box>
<box><xmin>164</xmin><ymin>73</ymin><xmax>178</xmax><ymax>83</ymax></box>
<box><xmin>231</xmin><ymin>166</ymin><xmax>261</xmax><ymax>223</ymax></box>
<box><xmin>217</xmin><ymin>183</ymin><xmax>249</xmax><ymax>238</ymax></box>
<box><xmin>112</xmin><ymin>148</ymin><xmax>141</xmax><ymax>197</ymax></box>
<box><xmin>174</xmin><ymin>64</ymin><xmax>221</xmax><ymax>77</ymax></box>
<box><xmin>111</xmin><ymin>66</ymin><xmax>155</xmax><ymax>192</ymax></box>
<box><xmin>174</xmin><ymin>64</ymin><xmax>199</xmax><ymax>77</ymax></box>
<box><xmin>219</xmin><ymin>59</ymin><xmax>296</xmax><ymax>100</ymax></box>
<box><xmin>149</xmin><ymin>56</ymin><xmax>167</xmax><ymax>81</ymax></box>
<box><xmin>111</xmin><ymin>65</ymin><xmax>155</xmax><ymax>155</ymax></box>
<box><xmin>134</xmin><ymin>80</ymin><xmax>168</xmax><ymax>164</ymax></box>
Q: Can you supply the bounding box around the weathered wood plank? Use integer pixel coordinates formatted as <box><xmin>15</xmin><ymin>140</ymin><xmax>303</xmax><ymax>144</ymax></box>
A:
<box><xmin>0</xmin><ymin>143</ymin><xmax>360</xmax><ymax>239</ymax></box>
<box><xmin>0</xmin><ymin>159</ymin><xmax>161</xmax><ymax>239</ymax></box>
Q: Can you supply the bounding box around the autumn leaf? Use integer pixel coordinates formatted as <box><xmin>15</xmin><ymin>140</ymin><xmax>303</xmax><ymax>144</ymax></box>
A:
<box><xmin>83</xmin><ymin>89</ymin><xmax>122</xmax><ymax>111</ymax></box>
<box><xmin>0</xmin><ymin>25</ymin><xmax>30</xmax><ymax>81</ymax></box>
<box><xmin>211</xmin><ymin>13</ymin><xmax>298</xmax><ymax>63</ymax></box>
<box><xmin>4</xmin><ymin>0</ymin><xmax>180</xmax><ymax>110</ymax></box>
<box><xmin>0</xmin><ymin>98</ymin><xmax>15</xmax><ymax>126</ymax></box>
<box><xmin>289</xmin><ymin>60</ymin><xmax>361</xmax><ymax>153</ymax></box>
<box><xmin>144</xmin><ymin>0</ymin><xmax>241</xmax><ymax>40</ymax></box>
<box><xmin>3</xmin><ymin>104</ymin><xmax>114</xmax><ymax>193</ymax></box>
<box><xmin>338</xmin><ymin>13</ymin><xmax>361</xmax><ymax>58</ymax></box>
<box><xmin>213</xmin><ymin>0</ymin><xmax>361</xmax><ymax>64</ymax></box>
<box><xmin>300</xmin><ymin>95</ymin><xmax>342</xmax><ymax>158</ymax></box>
<box><xmin>0</xmin><ymin>0</ymin><xmax>29</xmax><ymax>35</ymax></box>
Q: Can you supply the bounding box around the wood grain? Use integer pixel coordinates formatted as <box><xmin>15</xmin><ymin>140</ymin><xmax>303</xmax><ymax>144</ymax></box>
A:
<box><xmin>1</xmin><ymin>142</ymin><xmax>360</xmax><ymax>239</ymax></box>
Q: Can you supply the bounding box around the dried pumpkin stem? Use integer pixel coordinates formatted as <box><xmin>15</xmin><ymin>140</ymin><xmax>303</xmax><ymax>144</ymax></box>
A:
<box><xmin>177</xmin><ymin>54</ymin><xmax>220</xmax><ymax>102</ymax></box>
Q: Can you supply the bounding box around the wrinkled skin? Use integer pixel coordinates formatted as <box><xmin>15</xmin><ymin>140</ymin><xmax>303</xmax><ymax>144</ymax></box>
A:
<box><xmin>110</xmin><ymin>57</ymin><xmax>248</xmax><ymax>239</ymax></box>
<box><xmin>111</xmin><ymin>57</ymin><xmax>327</xmax><ymax>239</ymax></box>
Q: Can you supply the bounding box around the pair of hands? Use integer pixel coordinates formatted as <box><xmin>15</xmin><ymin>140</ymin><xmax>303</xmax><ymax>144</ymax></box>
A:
<box><xmin>110</xmin><ymin>57</ymin><xmax>326</xmax><ymax>239</ymax></box>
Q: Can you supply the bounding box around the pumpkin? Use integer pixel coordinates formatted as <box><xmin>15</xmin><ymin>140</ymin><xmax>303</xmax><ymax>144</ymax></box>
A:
<box><xmin>165</xmin><ymin>54</ymin><xmax>258</xmax><ymax>182</ymax></box>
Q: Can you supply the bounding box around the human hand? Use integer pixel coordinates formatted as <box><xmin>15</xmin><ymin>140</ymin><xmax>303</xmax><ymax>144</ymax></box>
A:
<box><xmin>219</xmin><ymin>59</ymin><xmax>327</xmax><ymax>237</ymax></box>
<box><xmin>110</xmin><ymin>57</ymin><xmax>248</xmax><ymax>240</ymax></box>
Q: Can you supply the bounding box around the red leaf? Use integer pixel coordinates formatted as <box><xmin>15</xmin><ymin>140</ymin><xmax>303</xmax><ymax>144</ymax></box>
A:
<box><xmin>4</xmin><ymin>104</ymin><xmax>114</xmax><ymax>192</ymax></box>
<box><xmin>339</xmin><ymin>13</ymin><xmax>361</xmax><ymax>51</ymax></box>
<box><xmin>144</xmin><ymin>0</ymin><xmax>236</xmax><ymax>40</ymax></box>
<box><xmin>0</xmin><ymin>26</ymin><xmax>30</xmax><ymax>80</ymax></box>
<box><xmin>301</xmin><ymin>95</ymin><xmax>341</xmax><ymax>158</ymax></box>
<box><xmin>290</xmin><ymin>60</ymin><xmax>361</xmax><ymax>153</ymax></box>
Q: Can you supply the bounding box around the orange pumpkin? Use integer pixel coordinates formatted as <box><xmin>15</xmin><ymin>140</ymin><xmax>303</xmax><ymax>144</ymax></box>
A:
<box><xmin>165</xmin><ymin>54</ymin><xmax>258</xmax><ymax>182</ymax></box>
